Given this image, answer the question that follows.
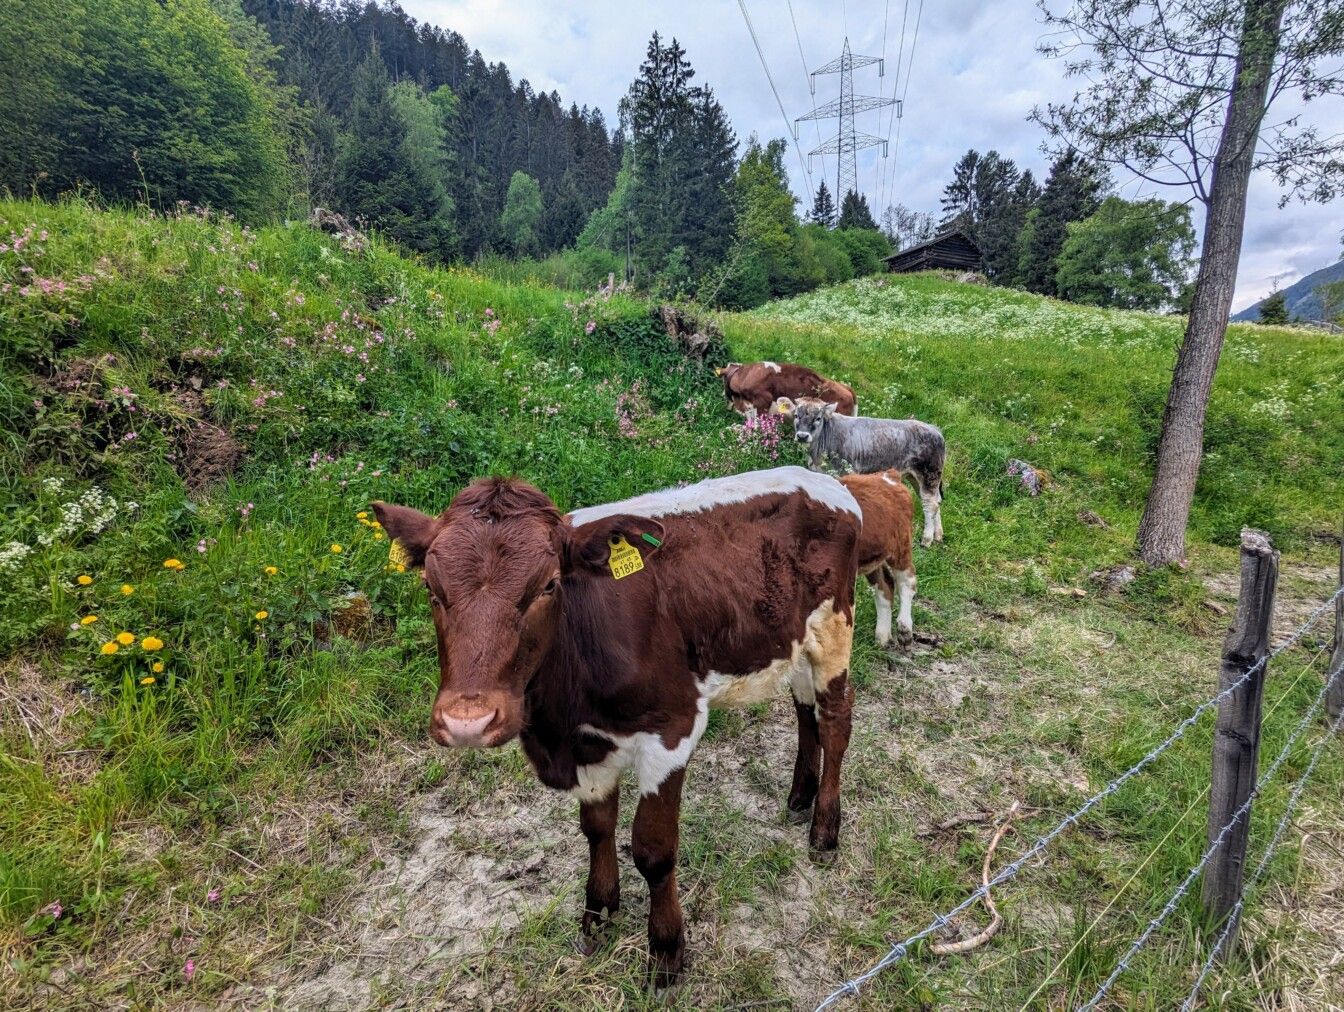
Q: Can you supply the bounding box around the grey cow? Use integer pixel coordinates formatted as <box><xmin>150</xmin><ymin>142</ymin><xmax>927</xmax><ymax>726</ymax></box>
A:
<box><xmin>777</xmin><ymin>397</ymin><xmax>946</xmax><ymax>547</ymax></box>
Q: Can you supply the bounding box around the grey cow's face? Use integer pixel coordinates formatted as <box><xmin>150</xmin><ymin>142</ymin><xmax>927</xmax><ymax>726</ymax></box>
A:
<box><xmin>790</xmin><ymin>399</ymin><xmax>835</xmax><ymax>444</ymax></box>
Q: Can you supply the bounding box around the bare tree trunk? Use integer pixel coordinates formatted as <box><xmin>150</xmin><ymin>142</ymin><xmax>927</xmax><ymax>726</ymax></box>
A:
<box><xmin>1136</xmin><ymin>0</ymin><xmax>1287</xmax><ymax>566</ymax></box>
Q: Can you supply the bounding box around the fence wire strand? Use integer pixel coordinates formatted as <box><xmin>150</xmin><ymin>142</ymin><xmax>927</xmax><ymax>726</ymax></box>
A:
<box><xmin>1078</xmin><ymin>658</ymin><xmax>1344</xmax><ymax>1010</ymax></box>
<box><xmin>814</xmin><ymin>584</ymin><xmax>1344</xmax><ymax>1011</ymax></box>
<box><xmin>1179</xmin><ymin>699</ymin><xmax>1344</xmax><ymax>1010</ymax></box>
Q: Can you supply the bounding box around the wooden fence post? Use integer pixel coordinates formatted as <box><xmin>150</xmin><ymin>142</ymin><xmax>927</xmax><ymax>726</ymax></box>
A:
<box><xmin>1328</xmin><ymin>517</ymin><xmax>1344</xmax><ymax>722</ymax></box>
<box><xmin>1201</xmin><ymin>527</ymin><xmax>1278</xmax><ymax>955</ymax></box>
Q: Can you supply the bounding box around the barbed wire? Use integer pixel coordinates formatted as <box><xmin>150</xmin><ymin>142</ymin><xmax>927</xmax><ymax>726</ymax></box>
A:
<box><xmin>814</xmin><ymin>584</ymin><xmax>1344</xmax><ymax>1011</ymax></box>
<box><xmin>1077</xmin><ymin>657</ymin><xmax>1344</xmax><ymax>1010</ymax></box>
<box><xmin>1178</xmin><ymin>699</ymin><xmax>1344</xmax><ymax>1010</ymax></box>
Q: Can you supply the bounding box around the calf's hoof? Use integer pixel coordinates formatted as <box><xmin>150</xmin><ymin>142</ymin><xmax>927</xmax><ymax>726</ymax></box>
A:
<box><xmin>896</xmin><ymin>627</ymin><xmax>914</xmax><ymax>649</ymax></box>
<box><xmin>649</xmin><ymin>942</ymin><xmax>685</xmax><ymax>992</ymax></box>
<box><xmin>577</xmin><ymin>908</ymin><xmax>618</xmax><ymax>955</ymax></box>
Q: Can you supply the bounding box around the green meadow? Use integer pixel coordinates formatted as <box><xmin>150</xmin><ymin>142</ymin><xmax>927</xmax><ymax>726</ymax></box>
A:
<box><xmin>2</xmin><ymin>199</ymin><xmax>1341</xmax><ymax>1009</ymax></box>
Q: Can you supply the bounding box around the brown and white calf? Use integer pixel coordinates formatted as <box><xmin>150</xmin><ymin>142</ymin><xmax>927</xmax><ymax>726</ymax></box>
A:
<box><xmin>717</xmin><ymin>360</ymin><xmax>857</xmax><ymax>417</ymax></box>
<box><xmin>372</xmin><ymin>467</ymin><xmax>860</xmax><ymax>986</ymax></box>
<box><xmin>840</xmin><ymin>470</ymin><xmax>917</xmax><ymax>648</ymax></box>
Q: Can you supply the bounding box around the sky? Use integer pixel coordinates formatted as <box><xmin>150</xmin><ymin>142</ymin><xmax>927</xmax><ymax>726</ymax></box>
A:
<box><xmin>401</xmin><ymin>0</ymin><xmax>1342</xmax><ymax>311</ymax></box>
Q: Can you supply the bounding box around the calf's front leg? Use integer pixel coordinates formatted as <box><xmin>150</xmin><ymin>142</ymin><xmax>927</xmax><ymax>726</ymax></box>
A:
<box><xmin>578</xmin><ymin>792</ymin><xmax>620</xmax><ymax>952</ymax></box>
<box><xmin>633</xmin><ymin>769</ymin><xmax>687</xmax><ymax>988</ymax></box>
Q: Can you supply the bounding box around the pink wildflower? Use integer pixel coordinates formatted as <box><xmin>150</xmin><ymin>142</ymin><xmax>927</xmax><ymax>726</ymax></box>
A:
<box><xmin>183</xmin><ymin>958</ymin><xmax>195</xmax><ymax>981</ymax></box>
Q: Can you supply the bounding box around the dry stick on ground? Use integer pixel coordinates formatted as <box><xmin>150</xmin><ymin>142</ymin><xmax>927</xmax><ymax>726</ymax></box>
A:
<box><xmin>930</xmin><ymin>803</ymin><xmax>1021</xmax><ymax>957</ymax></box>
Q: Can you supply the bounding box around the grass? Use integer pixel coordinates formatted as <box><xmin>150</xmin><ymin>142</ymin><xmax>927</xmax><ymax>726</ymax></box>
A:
<box><xmin>1</xmin><ymin>199</ymin><xmax>1342</xmax><ymax>1009</ymax></box>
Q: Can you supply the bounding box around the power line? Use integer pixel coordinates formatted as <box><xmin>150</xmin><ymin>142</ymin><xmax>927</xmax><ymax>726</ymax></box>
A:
<box><xmin>737</xmin><ymin>0</ymin><xmax>814</xmax><ymax>195</ymax></box>
<box><xmin>883</xmin><ymin>0</ymin><xmax>924</xmax><ymax>215</ymax></box>
<box><xmin>877</xmin><ymin>0</ymin><xmax>910</xmax><ymax>214</ymax></box>
<box><xmin>787</xmin><ymin>0</ymin><xmax>825</xmax><ymax>199</ymax></box>
<box><xmin>873</xmin><ymin>0</ymin><xmax>892</xmax><ymax>207</ymax></box>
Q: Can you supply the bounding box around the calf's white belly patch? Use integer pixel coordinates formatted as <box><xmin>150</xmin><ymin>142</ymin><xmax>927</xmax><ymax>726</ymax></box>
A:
<box><xmin>567</xmin><ymin>600</ymin><xmax>847</xmax><ymax>799</ymax></box>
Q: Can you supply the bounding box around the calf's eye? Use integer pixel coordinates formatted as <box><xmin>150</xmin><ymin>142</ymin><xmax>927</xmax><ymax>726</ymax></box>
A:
<box><xmin>541</xmin><ymin>577</ymin><xmax>560</xmax><ymax>596</ymax></box>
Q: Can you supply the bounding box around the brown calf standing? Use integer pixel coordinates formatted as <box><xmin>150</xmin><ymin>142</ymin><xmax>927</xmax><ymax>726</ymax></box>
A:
<box><xmin>372</xmin><ymin>467</ymin><xmax>860</xmax><ymax>987</ymax></box>
<box><xmin>840</xmin><ymin>470</ymin><xmax>917</xmax><ymax>647</ymax></box>
<box><xmin>717</xmin><ymin>360</ymin><xmax>857</xmax><ymax>417</ymax></box>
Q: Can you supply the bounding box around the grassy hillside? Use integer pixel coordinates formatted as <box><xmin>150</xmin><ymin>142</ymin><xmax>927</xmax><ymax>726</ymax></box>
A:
<box><xmin>2</xmin><ymin>201</ymin><xmax>1341</xmax><ymax>1009</ymax></box>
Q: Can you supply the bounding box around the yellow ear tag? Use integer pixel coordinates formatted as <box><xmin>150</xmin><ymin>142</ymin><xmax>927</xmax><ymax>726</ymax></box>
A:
<box><xmin>607</xmin><ymin>535</ymin><xmax>644</xmax><ymax>579</ymax></box>
<box><xmin>388</xmin><ymin>538</ymin><xmax>413</xmax><ymax>569</ymax></box>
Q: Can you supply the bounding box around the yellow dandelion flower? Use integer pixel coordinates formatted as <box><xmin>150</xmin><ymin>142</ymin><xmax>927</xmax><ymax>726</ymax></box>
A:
<box><xmin>140</xmin><ymin>676</ymin><xmax>156</xmax><ymax>686</ymax></box>
<box><xmin>100</xmin><ymin>641</ymin><xmax>119</xmax><ymax>655</ymax></box>
<box><xmin>121</xmin><ymin>584</ymin><xmax>135</xmax><ymax>596</ymax></box>
<box><xmin>373</xmin><ymin>531</ymin><xmax>386</xmax><ymax>541</ymax></box>
<box><xmin>330</xmin><ymin>543</ymin><xmax>343</xmax><ymax>554</ymax></box>
<box><xmin>152</xmin><ymin>661</ymin><xmax>165</xmax><ymax>674</ymax></box>
<box><xmin>140</xmin><ymin>636</ymin><xmax>164</xmax><ymax>651</ymax></box>
<box><xmin>77</xmin><ymin>574</ymin><xmax>93</xmax><ymax>586</ymax></box>
<box><xmin>396</xmin><ymin>563</ymin><xmax>406</xmax><ymax>573</ymax></box>
<box><xmin>254</xmin><ymin>610</ymin><xmax>269</xmax><ymax>621</ymax></box>
<box><xmin>116</xmin><ymin>631</ymin><xmax>135</xmax><ymax>646</ymax></box>
<box><xmin>356</xmin><ymin>511</ymin><xmax>369</xmax><ymax>520</ymax></box>
<box><xmin>80</xmin><ymin>615</ymin><xmax>99</xmax><ymax>626</ymax></box>
<box><xmin>371</xmin><ymin>521</ymin><xmax>382</xmax><ymax>530</ymax></box>
<box><xmin>263</xmin><ymin>565</ymin><xmax>278</xmax><ymax>576</ymax></box>
<box><xmin>163</xmin><ymin>558</ymin><xmax>184</xmax><ymax>570</ymax></box>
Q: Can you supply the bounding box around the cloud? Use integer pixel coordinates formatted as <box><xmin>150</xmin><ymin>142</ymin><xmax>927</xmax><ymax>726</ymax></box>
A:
<box><xmin>401</xmin><ymin>0</ymin><xmax>1343</xmax><ymax>305</ymax></box>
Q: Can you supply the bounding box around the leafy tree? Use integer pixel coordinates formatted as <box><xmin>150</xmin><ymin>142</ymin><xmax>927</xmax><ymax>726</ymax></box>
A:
<box><xmin>880</xmin><ymin>203</ymin><xmax>937</xmax><ymax>250</ymax></box>
<box><xmin>500</xmin><ymin>171</ymin><xmax>544</xmax><ymax>256</ymax></box>
<box><xmin>1256</xmin><ymin>288</ymin><xmax>1289</xmax><ymax>324</ymax></box>
<box><xmin>838</xmin><ymin>190</ymin><xmax>878</xmax><ymax>230</ymax></box>
<box><xmin>1316</xmin><ymin>278</ymin><xmax>1344</xmax><ymax>324</ymax></box>
<box><xmin>809</xmin><ymin>181</ymin><xmax>837</xmax><ymax>228</ymax></box>
<box><xmin>0</xmin><ymin>0</ymin><xmax>72</xmax><ymax>191</ymax></box>
<box><xmin>1056</xmin><ymin>197</ymin><xmax>1196</xmax><ymax>309</ymax></box>
<box><xmin>1036</xmin><ymin>0</ymin><xmax>1344</xmax><ymax>565</ymax></box>
<box><xmin>17</xmin><ymin>0</ymin><xmax>290</xmax><ymax>217</ymax></box>
<box><xmin>389</xmin><ymin>81</ymin><xmax>458</xmax><ymax>253</ymax></box>
<box><xmin>336</xmin><ymin>51</ymin><xmax>454</xmax><ymax>258</ymax></box>
<box><xmin>734</xmin><ymin>137</ymin><xmax>799</xmax><ymax>296</ymax></box>
<box><xmin>1018</xmin><ymin>151</ymin><xmax>1106</xmax><ymax>296</ymax></box>
<box><xmin>835</xmin><ymin>228</ymin><xmax>893</xmax><ymax>275</ymax></box>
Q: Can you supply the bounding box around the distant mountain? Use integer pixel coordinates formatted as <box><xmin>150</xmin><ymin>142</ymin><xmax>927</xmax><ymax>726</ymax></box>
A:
<box><xmin>1233</xmin><ymin>259</ymin><xmax>1344</xmax><ymax>322</ymax></box>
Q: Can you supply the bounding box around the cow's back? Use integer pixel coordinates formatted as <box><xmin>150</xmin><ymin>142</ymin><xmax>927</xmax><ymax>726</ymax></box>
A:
<box><xmin>567</xmin><ymin>467</ymin><xmax>860</xmax><ymax>693</ymax></box>
<box><xmin>840</xmin><ymin>470</ymin><xmax>913</xmax><ymax>574</ymax></box>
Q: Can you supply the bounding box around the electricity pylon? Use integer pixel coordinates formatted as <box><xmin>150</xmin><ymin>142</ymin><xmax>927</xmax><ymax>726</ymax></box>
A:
<box><xmin>796</xmin><ymin>37</ymin><xmax>900</xmax><ymax>204</ymax></box>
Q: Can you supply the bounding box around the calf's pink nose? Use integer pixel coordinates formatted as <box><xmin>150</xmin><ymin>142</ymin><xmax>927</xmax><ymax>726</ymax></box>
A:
<box><xmin>438</xmin><ymin>709</ymin><xmax>496</xmax><ymax>747</ymax></box>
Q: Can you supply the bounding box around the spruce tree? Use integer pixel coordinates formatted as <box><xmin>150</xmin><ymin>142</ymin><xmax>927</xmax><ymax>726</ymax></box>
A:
<box><xmin>336</xmin><ymin>50</ymin><xmax>454</xmax><ymax>258</ymax></box>
<box><xmin>1256</xmin><ymin>289</ymin><xmax>1288</xmax><ymax>325</ymax></box>
<box><xmin>1018</xmin><ymin>150</ymin><xmax>1105</xmax><ymax>296</ymax></box>
<box><xmin>620</xmin><ymin>33</ymin><xmax>736</xmax><ymax>280</ymax></box>
<box><xmin>837</xmin><ymin>190</ymin><xmax>877</xmax><ymax>230</ymax></box>
<box><xmin>500</xmin><ymin>170</ymin><xmax>543</xmax><ymax>256</ymax></box>
<box><xmin>939</xmin><ymin>150</ymin><xmax>980</xmax><ymax>230</ymax></box>
<box><xmin>809</xmin><ymin>181</ymin><xmax>837</xmax><ymax>228</ymax></box>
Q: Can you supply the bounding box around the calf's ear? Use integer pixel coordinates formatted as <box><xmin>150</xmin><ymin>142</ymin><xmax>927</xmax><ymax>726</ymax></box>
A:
<box><xmin>823</xmin><ymin>402</ymin><xmax>839</xmax><ymax>418</ymax></box>
<box><xmin>371</xmin><ymin>501</ymin><xmax>441</xmax><ymax>567</ymax></box>
<box><xmin>771</xmin><ymin>396</ymin><xmax>795</xmax><ymax>417</ymax></box>
<box><xmin>563</xmin><ymin>514</ymin><xmax>666</xmax><ymax>575</ymax></box>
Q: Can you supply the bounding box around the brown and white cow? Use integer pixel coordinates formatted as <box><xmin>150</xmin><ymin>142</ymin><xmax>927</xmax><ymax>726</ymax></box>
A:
<box><xmin>372</xmin><ymin>467</ymin><xmax>860</xmax><ymax>986</ymax></box>
<box><xmin>717</xmin><ymin>361</ymin><xmax>857</xmax><ymax>417</ymax></box>
<box><xmin>840</xmin><ymin>470</ymin><xmax>917</xmax><ymax>648</ymax></box>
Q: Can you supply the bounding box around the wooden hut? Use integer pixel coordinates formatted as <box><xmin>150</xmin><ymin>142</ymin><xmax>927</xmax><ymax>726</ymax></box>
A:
<box><xmin>883</xmin><ymin>230</ymin><xmax>981</xmax><ymax>274</ymax></box>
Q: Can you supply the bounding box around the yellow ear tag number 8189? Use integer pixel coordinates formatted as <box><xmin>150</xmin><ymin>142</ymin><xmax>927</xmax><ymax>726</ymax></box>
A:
<box><xmin>607</xmin><ymin>535</ymin><xmax>644</xmax><ymax>579</ymax></box>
